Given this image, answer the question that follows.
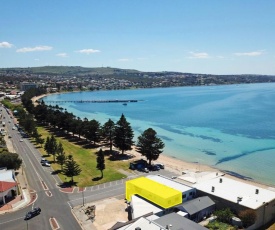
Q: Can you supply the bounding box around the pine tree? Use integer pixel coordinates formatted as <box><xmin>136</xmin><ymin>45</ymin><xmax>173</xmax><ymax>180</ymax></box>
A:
<box><xmin>56</xmin><ymin>142</ymin><xmax>66</xmax><ymax>170</ymax></box>
<box><xmin>114</xmin><ymin>114</ymin><xmax>134</xmax><ymax>155</ymax></box>
<box><xmin>56</xmin><ymin>151</ymin><xmax>66</xmax><ymax>171</ymax></box>
<box><xmin>44</xmin><ymin>136</ymin><xmax>50</xmax><ymax>156</ymax></box>
<box><xmin>136</xmin><ymin>128</ymin><xmax>165</xmax><ymax>166</ymax></box>
<box><xmin>63</xmin><ymin>155</ymin><xmax>81</xmax><ymax>183</ymax></box>
<box><xmin>101</xmin><ymin>119</ymin><xmax>115</xmax><ymax>153</ymax></box>
<box><xmin>49</xmin><ymin>135</ymin><xmax>58</xmax><ymax>162</ymax></box>
<box><xmin>96</xmin><ymin>148</ymin><xmax>105</xmax><ymax>178</ymax></box>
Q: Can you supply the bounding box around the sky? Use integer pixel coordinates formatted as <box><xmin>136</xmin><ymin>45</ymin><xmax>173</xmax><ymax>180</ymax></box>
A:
<box><xmin>1</xmin><ymin>0</ymin><xmax>275</xmax><ymax>75</ymax></box>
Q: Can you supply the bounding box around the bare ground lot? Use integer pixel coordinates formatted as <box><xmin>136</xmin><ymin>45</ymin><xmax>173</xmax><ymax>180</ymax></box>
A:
<box><xmin>72</xmin><ymin>197</ymin><xmax>128</xmax><ymax>230</ymax></box>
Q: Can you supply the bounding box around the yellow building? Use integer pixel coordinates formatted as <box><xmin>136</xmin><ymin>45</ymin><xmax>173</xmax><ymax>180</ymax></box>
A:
<box><xmin>126</xmin><ymin>177</ymin><xmax>182</xmax><ymax>209</ymax></box>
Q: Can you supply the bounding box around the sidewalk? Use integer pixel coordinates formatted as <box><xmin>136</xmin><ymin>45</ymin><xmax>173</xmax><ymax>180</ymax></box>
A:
<box><xmin>0</xmin><ymin>167</ymin><xmax>32</xmax><ymax>214</ymax></box>
<box><xmin>0</xmin><ymin>135</ymin><xmax>32</xmax><ymax>214</ymax></box>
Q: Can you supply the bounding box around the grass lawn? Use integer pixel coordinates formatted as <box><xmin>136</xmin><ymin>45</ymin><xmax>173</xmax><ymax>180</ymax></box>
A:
<box><xmin>35</xmin><ymin>126</ymin><xmax>131</xmax><ymax>187</ymax></box>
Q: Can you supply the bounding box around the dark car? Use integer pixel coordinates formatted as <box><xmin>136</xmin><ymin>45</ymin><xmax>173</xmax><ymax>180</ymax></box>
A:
<box><xmin>24</xmin><ymin>207</ymin><xmax>41</xmax><ymax>220</ymax></box>
<box><xmin>151</xmin><ymin>165</ymin><xmax>160</xmax><ymax>171</ymax></box>
<box><xmin>155</xmin><ymin>163</ymin><xmax>165</xmax><ymax>169</ymax></box>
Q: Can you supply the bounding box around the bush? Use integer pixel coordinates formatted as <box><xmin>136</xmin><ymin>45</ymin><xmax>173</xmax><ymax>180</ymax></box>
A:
<box><xmin>214</xmin><ymin>208</ymin><xmax>234</xmax><ymax>224</ymax></box>
<box><xmin>238</xmin><ymin>209</ymin><xmax>257</xmax><ymax>227</ymax></box>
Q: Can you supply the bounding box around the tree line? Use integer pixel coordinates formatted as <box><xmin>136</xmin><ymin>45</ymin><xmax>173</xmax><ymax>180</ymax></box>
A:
<box><xmin>17</xmin><ymin>87</ymin><xmax>165</xmax><ymax>180</ymax></box>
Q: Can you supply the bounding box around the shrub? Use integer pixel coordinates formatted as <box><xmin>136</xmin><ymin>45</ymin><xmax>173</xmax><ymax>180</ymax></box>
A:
<box><xmin>214</xmin><ymin>208</ymin><xmax>234</xmax><ymax>224</ymax></box>
<box><xmin>238</xmin><ymin>209</ymin><xmax>257</xmax><ymax>227</ymax></box>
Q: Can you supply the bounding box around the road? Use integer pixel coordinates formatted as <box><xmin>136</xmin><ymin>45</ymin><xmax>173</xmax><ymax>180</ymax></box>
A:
<box><xmin>0</xmin><ymin>108</ymin><xmax>81</xmax><ymax>230</ymax></box>
<box><xmin>0</xmin><ymin>107</ymin><xmax>177</xmax><ymax>229</ymax></box>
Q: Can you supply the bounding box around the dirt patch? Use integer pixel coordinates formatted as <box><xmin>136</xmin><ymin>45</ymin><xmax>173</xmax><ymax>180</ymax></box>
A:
<box><xmin>72</xmin><ymin>197</ymin><xmax>128</xmax><ymax>230</ymax></box>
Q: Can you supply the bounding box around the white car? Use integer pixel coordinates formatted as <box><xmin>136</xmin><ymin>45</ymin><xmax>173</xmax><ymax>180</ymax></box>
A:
<box><xmin>19</xmin><ymin>139</ymin><xmax>23</xmax><ymax>142</ymax></box>
<box><xmin>42</xmin><ymin>162</ymin><xmax>51</xmax><ymax>167</ymax></box>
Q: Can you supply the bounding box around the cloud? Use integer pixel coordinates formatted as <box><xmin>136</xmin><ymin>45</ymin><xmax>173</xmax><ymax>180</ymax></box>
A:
<box><xmin>16</xmin><ymin>46</ymin><xmax>53</xmax><ymax>53</ymax></box>
<box><xmin>234</xmin><ymin>50</ymin><xmax>264</xmax><ymax>56</ymax></box>
<box><xmin>117</xmin><ymin>58</ymin><xmax>131</xmax><ymax>62</ymax></box>
<box><xmin>56</xmin><ymin>53</ymin><xmax>68</xmax><ymax>58</ymax></box>
<box><xmin>189</xmin><ymin>52</ymin><xmax>209</xmax><ymax>59</ymax></box>
<box><xmin>76</xmin><ymin>49</ymin><xmax>100</xmax><ymax>54</ymax></box>
<box><xmin>0</xmin><ymin>41</ymin><xmax>13</xmax><ymax>48</ymax></box>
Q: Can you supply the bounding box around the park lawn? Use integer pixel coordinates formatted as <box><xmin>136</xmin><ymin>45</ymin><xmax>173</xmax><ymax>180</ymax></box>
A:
<box><xmin>36</xmin><ymin>126</ymin><xmax>130</xmax><ymax>187</ymax></box>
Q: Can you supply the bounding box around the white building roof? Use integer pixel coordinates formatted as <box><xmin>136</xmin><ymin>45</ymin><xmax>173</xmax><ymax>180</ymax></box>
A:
<box><xmin>147</xmin><ymin>175</ymin><xmax>194</xmax><ymax>193</ymax></box>
<box><xmin>122</xmin><ymin>217</ymin><xmax>162</xmax><ymax>230</ymax></box>
<box><xmin>194</xmin><ymin>176</ymin><xmax>275</xmax><ymax>209</ymax></box>
<box><xmin>131</xmin><ymin>195</ymin><xmax>163</xmax><ymax>219</ymax></box>
<box><xmin>0</xmin><ymin>168</ymin><xmax>15</xmax><ymax>183</ymax></box>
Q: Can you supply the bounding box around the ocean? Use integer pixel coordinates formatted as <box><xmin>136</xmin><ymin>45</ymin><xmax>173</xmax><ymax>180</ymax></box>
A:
<box><xmin>43</xmin><ymin>83</ymin><xmax>275</xmax><ymax>186</ymax></box>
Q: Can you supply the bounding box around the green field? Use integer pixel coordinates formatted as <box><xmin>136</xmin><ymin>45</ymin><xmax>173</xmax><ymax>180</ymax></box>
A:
<box><xmin>36</xmin><ymin>126</ymin><xmax>132</xmax><ymax>187</ymax></box>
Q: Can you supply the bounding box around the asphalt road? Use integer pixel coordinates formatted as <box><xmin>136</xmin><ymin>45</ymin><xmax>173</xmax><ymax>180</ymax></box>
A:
<box><xmin>0</xmin><ymin>107</ymin><xmax>178</xmax><ymax>229</ymax></box>
<box><xmin>0</xmin><ymin>108</ymin><xmax>81</xmax><ymax>230</ymax></box>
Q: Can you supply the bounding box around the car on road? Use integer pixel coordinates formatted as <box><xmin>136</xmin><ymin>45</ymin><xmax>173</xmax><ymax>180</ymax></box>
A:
<box><xmin>12</xmin><ymin>126</ymin><xmax>16</xmax><ymax>130</ymax></box>
<box><xmin>24</xmin><ymin>207</ymin><xmax>41</xmax><ymax>220</ymax></box>
<box><xmin>19</xmin><ymin>139</ymin><xmax>23</xmax><ymax>142</ymax></box>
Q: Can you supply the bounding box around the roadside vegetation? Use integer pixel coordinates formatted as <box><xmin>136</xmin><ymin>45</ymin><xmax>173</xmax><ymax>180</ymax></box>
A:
<box><xmin>36</xmin><ymin>126</ymin><xmax>128</xmax><ymax>187</ymax></box>
<box><xmin>3</xmin><ymin>87</ymin><xmax>165</xmax><ymax>187</ymax></box>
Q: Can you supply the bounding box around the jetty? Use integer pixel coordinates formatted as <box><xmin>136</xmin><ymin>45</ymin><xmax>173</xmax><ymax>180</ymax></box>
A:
<box><xmin>45</xmin><ymin>99</ymin><xmax>141</xmax><ymax>104</ymax></box>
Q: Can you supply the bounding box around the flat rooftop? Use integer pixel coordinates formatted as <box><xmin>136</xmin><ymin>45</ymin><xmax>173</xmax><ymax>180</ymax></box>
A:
<box><xmin>131</xmin><ymin>195</ymin><xmax>163</xmax><ymax>219</ymax></box>
<box><xmin>126</xmin><ymin>177</ymin><xmax>182</xmax><ymax>208</ymax></box>
<box><xmin>194</xmin><ymin>176</ymin><xmax>275</xmax><ymax>209</ymax></box>
<box><xmin>147</xmin><ymin>175</ymin><xmax>194</xmax><ymax>193</ymax></box>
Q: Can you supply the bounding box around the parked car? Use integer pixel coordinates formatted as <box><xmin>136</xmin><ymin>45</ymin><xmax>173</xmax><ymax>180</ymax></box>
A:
<box><xmin>142</xmin><ymin>167</ymin><xmax>149</xmax><ymax>173</ymax></box>
<box><xmin>148</xmin><ymin>164</ymin><xmax>160</xmax><ymax>171</ymax></box>
<box><xmin>42</xmin><ymin>162</ymin><xmax>51</xmax><ymax>167</ymax></box>
<box><xmin>156</xmin><ymin>163</ymin><xmax>165</xmax><ymax>169</ymax></box>
<box><xmin>24</xmin><ymin>207</ymin><xmax>41</xmax><ymax>220</ymax></box>
<box><xmin>40</xmin><ymin>158</ymin><xmax>47</xmax><ymax>163</ymax></box>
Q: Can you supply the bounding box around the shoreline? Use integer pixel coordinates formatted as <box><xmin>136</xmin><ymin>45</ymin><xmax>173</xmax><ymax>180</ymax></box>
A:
<box><xmin>125</xmin><ymin>146</ymin><xmax>272</xmax><ymax>189</ymax></box>
<box><xmin>31</xmin><ymin>93</ymin><xmax>274</xmax><ymax>189</ymax></box>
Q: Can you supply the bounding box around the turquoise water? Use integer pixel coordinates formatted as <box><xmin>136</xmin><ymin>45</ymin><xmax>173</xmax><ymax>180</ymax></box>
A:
<box><xmin>43</xmin><ymin>83</ymin><xmax>275</xmax><ymax>185</ymax></box>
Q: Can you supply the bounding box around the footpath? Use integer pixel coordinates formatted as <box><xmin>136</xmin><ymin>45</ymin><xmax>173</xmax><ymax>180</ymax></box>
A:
<box><xmin>0</xmin><ymin>136</ymin><xmax>33</xmax><ymax>214</ymax></box>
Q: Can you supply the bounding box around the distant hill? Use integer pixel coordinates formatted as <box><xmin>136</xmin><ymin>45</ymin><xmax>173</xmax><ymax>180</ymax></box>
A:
<box><xmin>1</xmin><ymin>66</ymin><xmax>275</xmax><ymax>87</ymax></box>
<box><xmin>0</xmin><ymin>66</ymin><xmax>141</xmax><ymax>76</ymax></box>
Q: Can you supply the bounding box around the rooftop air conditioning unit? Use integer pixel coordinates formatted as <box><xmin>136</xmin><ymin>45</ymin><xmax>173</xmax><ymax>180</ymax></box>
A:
<box><xmin>211</xmin><ymin>186</ymin><xmax>215</xmax><ymax>192</ymax></box>
<box><xmin>237</xmin><ymin>197</ymin><xmax>243</xmax><ymax>202</ymax></box>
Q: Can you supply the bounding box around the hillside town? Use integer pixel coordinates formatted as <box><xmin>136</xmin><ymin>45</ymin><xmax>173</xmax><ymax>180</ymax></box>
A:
<box><xmin>0</xmin><ymin>75</ymin><xmax>275</xmax><ymax>230</ymax></box>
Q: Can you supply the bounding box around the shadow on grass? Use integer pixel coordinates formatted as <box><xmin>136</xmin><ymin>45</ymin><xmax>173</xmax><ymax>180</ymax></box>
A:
<box><xmin>51</xmin><ymin>170</ymin><xmax>62</xmax><ymax>175</ymax></box>
<box><xmin>43</xmin><ymin>126</ymin><xmax>100</xmax><ymax>150</ymax></box>
<box><xmin>92</xmin><ymin>176</ymin><xmax>103</xmax><ymax>181</ymax></box>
